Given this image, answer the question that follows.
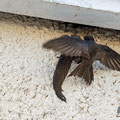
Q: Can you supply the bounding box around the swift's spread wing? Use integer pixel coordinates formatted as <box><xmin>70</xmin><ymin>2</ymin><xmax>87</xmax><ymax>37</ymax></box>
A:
<box><xmin>43</xmin><ymin>35</ymin><xmax>90</xmax><ymax>59</ymax></box>
<box><xmin>53</xmin><ymin>55</ymin><xmax>73</xmax><ymax>102</ymax></box>
<box><xmin>95</xmin><ymin>44</ymin><xmax>120</xmax><ymax>71</ymax></box>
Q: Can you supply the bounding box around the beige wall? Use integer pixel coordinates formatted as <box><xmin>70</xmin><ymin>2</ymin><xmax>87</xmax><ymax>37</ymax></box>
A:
<box><xmin>0</xmin><ymin>12</ymin><xmax>120</xmax><ymax>120</ymax></box>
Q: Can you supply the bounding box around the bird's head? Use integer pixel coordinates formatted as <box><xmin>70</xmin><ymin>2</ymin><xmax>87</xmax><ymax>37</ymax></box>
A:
<box><xmin>84</xmin><ymin>36</ymin><xmax>94</xmax><ymax>42</ymax></box>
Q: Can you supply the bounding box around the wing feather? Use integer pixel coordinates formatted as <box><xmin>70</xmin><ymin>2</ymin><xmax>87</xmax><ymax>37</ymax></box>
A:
<box><xmin>95</xmin><ymin>44</ymin><xmax>120</xmax><ymax>71</ymax></box>
<box><xmin>53</xmin><ymin>55</ymin><xmax>73</xmax><ymax>102</ymax></box>
<box><xmin>43</xmin><ymin>35</ymin><xmax>90</xmax><ymax>58</ymax></box>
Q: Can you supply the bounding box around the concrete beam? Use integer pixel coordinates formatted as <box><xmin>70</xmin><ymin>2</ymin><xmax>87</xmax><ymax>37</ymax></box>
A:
<box><xmin>0</xmin><ymin>0</ymin><xmax>120</xmax><ymax>30</ymax></box>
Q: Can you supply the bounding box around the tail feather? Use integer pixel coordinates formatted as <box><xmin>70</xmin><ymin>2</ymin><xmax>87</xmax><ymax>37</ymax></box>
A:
<box><xmin>69</xmin><ymin>63</ymin><xmax>94</xmax><ymax>85</ymax></box>
<box><xmin>68</xmin><ymin>63</ymin><xmax>83</xmax><ymax>77</ymax></box>
<box><xmin>83</xmin><ymin>66</ymin><xmax>93</xmax><ymax>85</ymax></box>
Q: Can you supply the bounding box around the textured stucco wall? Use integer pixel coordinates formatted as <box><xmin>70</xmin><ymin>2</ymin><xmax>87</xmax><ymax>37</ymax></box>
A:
<box><xmin>0</xmin><ymin>12</ymin><xmax>120</xmax><ymax>120</ymax></box>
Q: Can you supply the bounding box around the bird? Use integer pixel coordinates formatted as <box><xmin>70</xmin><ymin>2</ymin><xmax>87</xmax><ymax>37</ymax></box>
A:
<box><xmin>43</xmin><ymin>35</ymin><xmax>120</xmax><ymax>102</ymax></box>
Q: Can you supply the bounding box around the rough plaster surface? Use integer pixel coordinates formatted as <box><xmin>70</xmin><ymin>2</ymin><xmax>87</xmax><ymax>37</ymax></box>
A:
<box><xmin>0</xmin><ymin>12</ymin><xmax>120</xmax><ymax>120</ymax></box>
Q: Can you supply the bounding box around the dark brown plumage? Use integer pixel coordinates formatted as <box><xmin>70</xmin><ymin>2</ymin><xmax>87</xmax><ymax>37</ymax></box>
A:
<box><xmin>43</xmin><ymin>35</ymin><xmax>120</xmax><ymax>102</ymax></box>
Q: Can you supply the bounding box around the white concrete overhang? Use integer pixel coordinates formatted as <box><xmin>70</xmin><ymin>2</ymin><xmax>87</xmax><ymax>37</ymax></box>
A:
<box><xmin>0</xmin><ymin>0</ymin><xmax>120</xmax><ymax>30</ymax></box>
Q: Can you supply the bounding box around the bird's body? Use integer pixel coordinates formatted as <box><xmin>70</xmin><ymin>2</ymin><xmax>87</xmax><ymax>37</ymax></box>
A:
<box><xmin>43</xmin><ymin>35</ymin><xmax>120</xmax><ymax>102</ymax></box>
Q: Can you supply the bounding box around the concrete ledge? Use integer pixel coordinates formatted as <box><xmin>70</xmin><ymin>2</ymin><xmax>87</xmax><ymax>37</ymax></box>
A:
<box><xmin>0</xmin><ymin>0</ymin><xmax>120</xmax><ymax>30</ymax></box>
